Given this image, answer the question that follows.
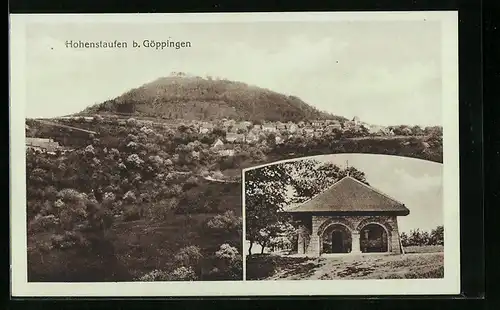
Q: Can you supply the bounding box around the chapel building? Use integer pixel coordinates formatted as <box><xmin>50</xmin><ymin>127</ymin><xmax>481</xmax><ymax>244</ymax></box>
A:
<box><xmin>286</xmin><ymin>175</ymin><xmax>410</xmax><ymax>256</ymax></box>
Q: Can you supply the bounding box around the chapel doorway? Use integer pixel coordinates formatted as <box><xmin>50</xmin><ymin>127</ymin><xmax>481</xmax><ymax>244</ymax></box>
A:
<box><xmin>321</xmin><ymin>224</ymin><xmax>351</xmax><ymax>254</ymax></box>
<box><xmin>360</xmin><ymin>224</ymin><xmax>388</xmax><ymax>253</ymax></box>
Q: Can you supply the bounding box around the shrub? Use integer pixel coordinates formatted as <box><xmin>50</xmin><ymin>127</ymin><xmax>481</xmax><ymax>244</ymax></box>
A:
<box><xmin>143</xmin><ymin>198</ymin><xmax>179</xmax><ymax>221</ymax></box>
<box><xmin>162</xmin><ymin>184</ymin><xmax>183</xmax><ymax>198</ymax></box>
<box><xmin>122</xmin><ymin>205</ymin><xmax>141</xmax><ymax>221</ymax></box>
<box><xmin>206</xmin><ymin>210</ymin><xmax>240</xmax><ymax>231</ymax></box>
<box><xmin>215</xmin><ymin>244</ymin><xmax>239</xmax><ymax>261</ymax></box>
<box><xmin>126</xmin><ymin>154</ymin><xmax>144</xmax><ymax>167</ymax></box>
<box><xmin>28</xmin><ymin>214</ymin><xmax>60</xmax><ymax>233</ymax></box>
<box><xmin>183</xmin><ymin>176</ymin><xmax>200</xmax><ymax>190</ymax></box>
<box><xmin>126</xmin><ymin>118</ymin><xmax>138</xmax><ymax>127</ymax></box>
<box><xmin>102</xmin><ymin>192</ymin><xmax>116</xmax><ymax>204</ymax></box>
<box><xmin>140</xmin><ymin>126</ymin><xmax>154</xmax><ymax>135</ymax></box>
<box><xmin>137</xmin><ymin>269</ymin><xmax>170</xmax><ymax>281</ymax></box>
<box><xmin>126</xmin><ymin>141</ymin><xmax>139</xmax><ymax>150</ymax></box>
<box><xmin>50</xmin><ymin>231</ymin><xmax>89</xmax><ymax>250</ymax></box>
<box><xmin>168</xmin><ymin>266</ymin><xmax>197</xmax><ymax>281</ymax></box>
<box><xmin>174</xmin><ymin>245</ymin><xmax>203</xmax><ymax>268</ymax></box>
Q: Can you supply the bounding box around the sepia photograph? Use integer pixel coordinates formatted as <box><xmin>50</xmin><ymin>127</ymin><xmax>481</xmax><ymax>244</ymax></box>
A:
<box><xmin>244</xmin><ymin>154</ymin><xmax>444</xmax><ymax>280</ymax></box>
<box><xmin>10</xmin><ymin>12</ymin><xmax>459</xmax><ymax>296</ymax></box>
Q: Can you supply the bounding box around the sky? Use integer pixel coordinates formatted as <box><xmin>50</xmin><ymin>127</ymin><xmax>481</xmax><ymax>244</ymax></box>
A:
<box><xmin>289</xmin><ymin>153</ymin><xmax>443</xmax><ymax>233</ymax></box>
<box><xmin>25</xmin><ymin>19</ymin><xmax>443</xmax><ymax>126</ymax></box>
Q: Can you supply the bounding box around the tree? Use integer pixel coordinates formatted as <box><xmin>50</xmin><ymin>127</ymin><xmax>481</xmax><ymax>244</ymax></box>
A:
<box><xmin>174</xmin><ymin>245</ymin><xmax>203</xmax><ymax>271</ymax></box>
<box><xmin>409</xmin><ymin>229</ymin><xmax>422</xmax><ymax>246</ymax></box>
<box><xmin>412</xmin><ymin>125</ymin><xmax>424</xmax><ymax>136</ymax></box>
<box><xmin>286</xmin><ymin>159</ymin><xmax>369</xmax><ymax>203</ymax></box>
<box><xmin>400</xmin><ymin>232</ymin><xmax>409</xmax><ymax>247</ymax></box>
<box><xmin>245</xmin><ymin>159</ymin><xmax>371</xmax><ymax>255</ymax></box>
<box><xmin>206</xmin><ymin>210</ymin><xmax>241</xmax><ymax>233</ymax></box>
<box><xmin>245</xmin><ymin>163</ymin><xmax>291</xmax><ymax>256</ymax></box>
<box><xmin>421</xmin><ymin>231</ymin><xmax>431</xmax><ymax>245</ymax></box>
<box><xmin>430</xmin><ymin>225</ymin><xmax>444</xmax><ymax>245</ymax></box>
<box><xmin>256</xmin><ymin>224</ymin><xmax>283</xmax><ymax>254</ymax></box>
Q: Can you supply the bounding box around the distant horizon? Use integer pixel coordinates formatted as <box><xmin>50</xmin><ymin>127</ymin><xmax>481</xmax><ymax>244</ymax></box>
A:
<box><xmin>24</xmin><ymin>72</ymin><xmax>442</xmax><ymax>128</ymax></box>
<box><xmin>25</xmin><ymin>20</ymin><xmax>443</xmax><ymax>126</ymax></box>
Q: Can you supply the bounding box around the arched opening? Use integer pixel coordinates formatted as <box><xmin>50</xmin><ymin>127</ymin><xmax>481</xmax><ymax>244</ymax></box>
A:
<box><xmin>321</xmin><ymin>224</ymin><xmax>351</xmax><ymax>254</ymax></box>
<box><xmin>360</xmin><ymin>224</ymin><xmax>388</xmax><ymax>253</ymax></box>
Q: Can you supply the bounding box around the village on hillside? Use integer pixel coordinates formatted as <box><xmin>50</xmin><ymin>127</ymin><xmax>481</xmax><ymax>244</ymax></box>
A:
<box><xmin>25</xmin><ymin>114</ymin><xmax>439</xmax><ymax>158</ymax></box>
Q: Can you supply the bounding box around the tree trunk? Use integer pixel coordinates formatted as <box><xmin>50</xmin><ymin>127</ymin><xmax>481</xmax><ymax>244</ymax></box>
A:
<box><xmin>248</xmin><ymin>241</ymin><xmax>253</xmax><ymax>256</ymax></box>
<box><xmin>260</xmin><ymin>242</ymin><xmax>266</xmax><ymax>255</ymax></box>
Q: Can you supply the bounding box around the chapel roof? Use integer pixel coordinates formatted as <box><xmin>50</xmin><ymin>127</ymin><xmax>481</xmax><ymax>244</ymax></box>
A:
<box><xmin>286</xmin><ymin>176</ymin><xmax>409</xmax><ymax>215</ymax></box>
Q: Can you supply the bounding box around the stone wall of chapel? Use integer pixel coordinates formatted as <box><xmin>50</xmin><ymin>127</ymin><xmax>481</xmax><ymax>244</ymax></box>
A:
<box><xmin>297</xmin><ymin>224</ymin><xmax>311</xmax><ymax>255</ymax></box>
<box><xmin>303</xmin><ymin>215</ymin><xmax>402</xmax><ymax>255</ymax></box>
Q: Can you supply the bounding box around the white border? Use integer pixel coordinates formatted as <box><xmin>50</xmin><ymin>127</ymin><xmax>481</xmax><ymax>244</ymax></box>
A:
<box><xmin>10</xmin><ymin>11</ymin><xmax>459</xmax><ymax>296</ymax></box>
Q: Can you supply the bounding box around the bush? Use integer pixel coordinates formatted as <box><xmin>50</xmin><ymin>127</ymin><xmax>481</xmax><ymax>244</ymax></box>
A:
<box><xmin>122</xmin><ymin>205</ymin><xmax>141</xmax><ymax>221</ymax></box>
<box><xmin>28</xmin><ymin>214</ymin><xmax>60</xmax><ymax>233</ymax></box>
<box><xmin>183</xmin><ymin>176</ymin><xmax>200</xmax><ymax>190</ymax></box>
<box><xmin>143</xmin><ymin>198</ymin><xmax>179</xmax><ymax>221</ymax></box>
<box><xmin>50</xmin><ymin>231</ymin><xmax>89</xmax><ymax>250</ymax></box>
<box><xmin>126</xmin><ymin>154</ymin><xmax>144</xmax><ymax>167</ymax></box>
<box><xmin>174</xmin><ymin>245</ymin><xmax>203</xmax><ymax>269</ymax></box>
<box><xmin>137</xmin><ymin>266</ymin><xmax>198</xmax><ymax>282</ymax></box>
<box><xmin>168</xmin><ymin>266</ymin><xmax>197</xmax><ymax>281</ymax></box>
<box><xmin>137</xmin><ymin>269</ymin><xmax>170</xmax><ymax>281</ymax></box>
<box><xmin>57</xmin><ymin>188</ymin><xmax>87</xmax><ymax>203</ymax></box>
<box><xmin>215</xmin><ymin>244</ymin><xmax>239</xmax><ymax>261</ymax></box>
<box><xmin>126</xmin><ymin>118</ymin><xmax>138</xmax><ymax>127</ymax></box>
<box><xmin>206</xmin><ymin>210</ymin><xmax>240</xmax><ymax>232</ymax></box>
<box><xmin>204</xmin><ymin>244</ymin><xmax>243</xmax><ymax>281</ymax></box>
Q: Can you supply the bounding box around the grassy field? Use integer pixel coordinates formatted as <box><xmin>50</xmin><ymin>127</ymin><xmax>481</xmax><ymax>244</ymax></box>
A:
<box><xmin>246</xmin><ymin>251</ymin><xmax>444</xmax><ymax>280</ymax></box>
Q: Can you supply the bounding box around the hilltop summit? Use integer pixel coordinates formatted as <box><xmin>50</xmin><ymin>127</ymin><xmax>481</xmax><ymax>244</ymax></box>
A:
<box><xmin>78</xmin><ymin>73</ymin><xmax>343</xmax><ymax>122</ymax></box>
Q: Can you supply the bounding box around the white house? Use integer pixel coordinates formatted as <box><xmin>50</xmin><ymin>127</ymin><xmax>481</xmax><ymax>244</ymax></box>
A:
<box><xmin>218</xmin><ymin>149</ymin><xmax>235</xmax><ymax>157</ymax></box>
<box><xmin>212</xmin><ymin>139</ymin><xmax>224</xmax><ymax>149</ymax></box>
<box><xmin>326</xmin><ymin>123</ymin><xmax>342</xmax><ymax>132</ymax></box>
<box><xmin>262</xmin><ymin>124</ymin><xmax>277</xmax><ymax>133</ymax></box>
<box><xmin>245</xmin><ymin>132</ymin><xmax>259</xmax><ymax>144</ymax></box>
<box><xmin>26</xmin><ymin>137</ymin><xmax>61</xmax><ymax>152</ymax></box>
<box><xmin>199</xmin><ymin>123</ymin><xmax>214</xmax><ymax>134</ymax></box>
<box><xmin>276</xmin><ymin>122</ymin><xmax>286</xmax><ymax>131</ymax></box>
<box><xmin>226</xmin><ymin>133</ymin><xmax>245</xmax><ymax>143</ymax></box>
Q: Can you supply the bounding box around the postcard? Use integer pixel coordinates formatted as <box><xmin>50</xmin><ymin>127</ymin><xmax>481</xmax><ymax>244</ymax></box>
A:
<box><xmin>10</xmin><ymin>11</ymin><xmax>459</xmax><ymax>296</ymax></box>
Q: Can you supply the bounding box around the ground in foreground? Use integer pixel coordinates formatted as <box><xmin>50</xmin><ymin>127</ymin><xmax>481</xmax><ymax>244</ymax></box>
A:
<box><xmin>246</xmin><ymin>251</ymin><xmax>444</xmax><ymax>280</ymax></box>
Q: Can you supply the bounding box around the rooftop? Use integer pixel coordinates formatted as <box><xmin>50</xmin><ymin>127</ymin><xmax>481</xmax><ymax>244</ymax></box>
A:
<box><xmin>286</xmin><ymin>176</ymin><xmax>409</xmax><ymax>215</ymax></box>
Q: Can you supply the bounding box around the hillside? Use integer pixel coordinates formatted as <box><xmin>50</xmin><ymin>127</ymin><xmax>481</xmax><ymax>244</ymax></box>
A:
<box><xmin>25</xmin><ymin>112</ymin><xmax>442</xmax><ymax>282</ymax></box>
<box><xmin>78</xmin><ymin>73</ymin><xmax>343</xmax><ymax>122</ymax></box>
